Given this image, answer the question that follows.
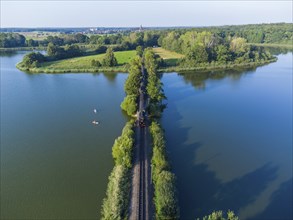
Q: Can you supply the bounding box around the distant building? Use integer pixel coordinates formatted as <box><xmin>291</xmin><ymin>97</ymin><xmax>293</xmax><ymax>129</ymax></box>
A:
<box><xmin>139</xmin><ymin>25</ymin><xmax>143</xmax><ymax>32</ymax></box>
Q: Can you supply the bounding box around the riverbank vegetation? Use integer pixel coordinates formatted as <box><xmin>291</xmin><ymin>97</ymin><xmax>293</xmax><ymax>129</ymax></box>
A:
<box><xmin>144</xmin><ymin>49</ymin><xmax>180</xmax><ymax>219</ymax></box>
<box><xmin>101</xmin><ymin>121</ymin><xmax>135</xmax><ymax>219</ymax></box>
<box><xmin>120</xmin><ymin>55</ymin><xmax>142</xmax><ymax>116</ymax></box>
<box><xmin>150</xmin><ymin>121</ymin><xmax>180</xmax><ymax>219</ymax></box>
<box><xmin>160</xmin><ymin>31</ymin><xmax>275</xmax><ymax>68</ymax></box>
<box><xmin>199</xmin><ymin>210</ymin><xmax>239</xmax><ymax>220</ymax></box>
<box><xmin>144</xmin><ymin>49</ymin><xmax>166</xmax><ymax>117</ymax></box>
<box><xmin>17</xmin><ymin>49</ymin><xmax>136</xmax><ymax>73</ymax></box>
<box><xmin>11</xmin><ymin>22</ymin><xmax>291</xmax><ymax>73</ymax></box>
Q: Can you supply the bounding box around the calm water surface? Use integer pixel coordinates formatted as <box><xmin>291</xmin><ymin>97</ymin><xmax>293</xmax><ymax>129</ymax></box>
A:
<box><xmin>161</xmin><ymin>53</ymin><xmax>292</xmax><ymax>219</ymax></box>
<box><xmin>1</xmin><ymin>52</ymin><xmax>128</xmax><ymax>219</ymax></box>
<box><xmin>1</xmin><ymin>51</ymin><xmax>292</xmax><ymax>220</ymax></box>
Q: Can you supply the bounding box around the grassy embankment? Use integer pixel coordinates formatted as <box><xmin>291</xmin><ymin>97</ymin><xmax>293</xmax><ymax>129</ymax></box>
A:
<box><xmin>17</xmin><ymin>50</ymin><xmax>137</xmax><ymax>73</ymax></box>
<box><xmin>101</xmin><ymin>56</ymin><xmax>142</xmax><ymax>219</ymax></box>
<box><xmin>101</xmin><ymin>121</ymin><xmax>135</xmax><ymax>219</ymax></box>
<box><xmin>144</xmin><ymin>49</ymin><xmax>180</xmax><ymax>219</ymax></box>
<box><xmin>159</xmin><ymin>58</ymin><xmax>277</xmax><ymax>72</ymax></box>
<box><xmin>153</xmin><ymin>47</ymin><xmax>277</xmax><ymax>72</ymax></box>
<box><xmin>16</xmin><ymin>46</ymin><xmax>277</xmax><ymax>73</ymax></box>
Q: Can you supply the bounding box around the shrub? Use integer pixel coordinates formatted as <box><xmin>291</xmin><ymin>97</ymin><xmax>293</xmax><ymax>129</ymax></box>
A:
<box><xmin>102</xmin><ymin>47</ymin><xmax>118</xmax><ymax>67</ymax></box>
<box><xmin>21</xmin><ymin>52</ymin><xmax>45</xmax><ymax>68</ymax></box>
<box><xmin>200</xmin><ymin>210</ymin><xmax>239</xmax><ymax>220</ymax></box>
<box><xmin>155</xmin><ymin>171</ymin><xmax>179</xmax><ymax>219</ymax></box>
<box><xmin>91</xmin><ymin>59</ymin><xmax>102</xmax><ymax>67</ymax></box>
<box><xmin>150</xmin><ymin>121</ymin><xmax>179</xmax><ymax>219</ymax></box>
<box><xmin>101</xmin><ymin>165</ymin><xmax>131</xmax><ymax>220</ymax></box>
<box><xmin>121</xmin><ymin>95</ymin><xmax>138</xmax><ymax>116</ymax></box>
<box><xmin>101</xmin><ymin>121</ymin><xmax>134</xmax><ymax>219</ymax></box>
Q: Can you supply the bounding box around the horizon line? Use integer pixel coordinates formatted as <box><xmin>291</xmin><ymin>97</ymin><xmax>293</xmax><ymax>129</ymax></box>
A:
<box><xmin>1</xmin><ymin>22</ymin><xmax>291</xmax><ymax>29</ymax></box>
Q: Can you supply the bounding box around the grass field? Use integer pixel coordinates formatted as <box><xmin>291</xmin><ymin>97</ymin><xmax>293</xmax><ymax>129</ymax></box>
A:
<box><xmin>39</xmin><ymin>50</ymin><xmax>136</xmax><ymax>70</ymax></box>
<box><xmin>153</xmin><ymin>47</ymin><xmax>184</xmax><ymax>66</ymax></box>
<box><xmin>21</xmin><ymin>31</ymin><xmax>60</xmax><ymax>40</ymax></box>
<box><xmin>153</xmin><ymin>47</ymin><xmax>184</xmax><ymax>59</ymax></box>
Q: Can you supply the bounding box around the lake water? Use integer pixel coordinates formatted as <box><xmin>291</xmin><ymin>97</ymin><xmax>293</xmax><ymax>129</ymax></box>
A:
<box><xmin>1</xmin><ymin>51</ymin><xmax>292</xmax><ymax>220</ymax></box>
<box><xmin>161</xmin><ymin>53</ymin><xmax>292</xmax><ymax>219</ymax></box>
<box><xmin>1</xmin><ymin>51</ymin><xmax>128</xmax><ymax>219</ymax></box>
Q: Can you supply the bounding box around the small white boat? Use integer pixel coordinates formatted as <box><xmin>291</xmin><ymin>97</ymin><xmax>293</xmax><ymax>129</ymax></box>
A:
<box><xmin>92</xmin><ymin>120</ymin><xmax>99</xmax><ymax>125</ymax></box>
<box><xmin>94</xmin><ymin>109</ymin><xmax>97</xmax><ymax>113</ymax></box>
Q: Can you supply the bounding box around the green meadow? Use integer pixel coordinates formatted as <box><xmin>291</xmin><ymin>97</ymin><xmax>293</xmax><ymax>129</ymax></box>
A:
<box><xmin>39</xmin><ymin>50</ymin><xmax>136</xmax><ymax>69</ymax></box>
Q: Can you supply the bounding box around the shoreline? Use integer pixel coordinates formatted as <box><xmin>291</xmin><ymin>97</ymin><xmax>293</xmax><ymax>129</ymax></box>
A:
<box><xmin>248</xmin><ymin>43</ymin><xmax>293</xmax><ymax>49</ymax></box>
<box><xmin>0</xmin><ymin>47</ymin><xmax>46</xmax><ymax>52</ymax></box>
<box><xmin>16</xmin><ymin>58</ymin><xmax>277</xmax><ymax>74</ymax></box>
<box><xmin>158</xmin><ymin>58</ymin><xmax>277</xmax><ymax>73</ymax></box>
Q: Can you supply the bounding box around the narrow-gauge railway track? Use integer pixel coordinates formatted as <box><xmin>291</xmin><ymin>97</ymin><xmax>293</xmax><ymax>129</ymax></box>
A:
<box><xmin>129</xmin><ymin>65</ymin><xmax>152</xmax><ymax>220</ymax></box>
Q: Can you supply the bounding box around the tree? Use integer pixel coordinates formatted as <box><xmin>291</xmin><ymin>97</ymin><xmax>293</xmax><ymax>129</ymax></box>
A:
<box><xmin>124</xmin><ymin>57</ymin><xmax>141</xmax><ymax>96</ymax></box>
<box><xmin>136</xmin><ymin>46</ymin><xmax>143</xmax><ymax>57</ymax></box>
<box><xmin>120</xmin><ymin>95</ymin><xmax>138</xmax><ymax>116</ymax></box>
<box><xmin>188</xmin><ymin>44</ymin><xmax>209</xmax><ymax>63</ymax></box>
<box><xmin>215</xmin><ymin>45</ymin><xmax>230</xmax><ymax>63</ymax></box>
<box><xmin>155</xmin><ymin>171</ymin><xmax>179</xmax><ymax>219</ymax></box>
<box><xmin>91</xmin><ymin>59</ymin><xmax>101</xmax><ymax>67</ymax></box>
<box><xmin>64</xmin><ymin>44</ymin><xmax>82</xmax><ymax>57</ymax></box>
<box><xmin>200</xmin><ymin>210</ymin><xmax>239</xmax><ymax>220</ymax></box>
<box><xmin>74</xmin><ymin>33</ymin><xmax>88</xmax><ymax>43</ymax></box>
<box><xmin>0</xmin><ymin>33</ymin><xmax>26</xmax><ymax>48</ymax></box>
<box><xmin>26</xmin><ymin>39</ymin><xmax>39</xmax><ymax>47</ymax></box>
<box><xmin>102</xmin><ymin>47</ymin><xmax>118</xmax><ymax>67</ymax></box>
<box><xmin>47</xmin><ymin>43</ymin><xmax>64</xmax><ymax>58</ymax></box>
<box><xmin>144</xmin><ymin>49</ymin><xmax>158</xmax><ymax>73</ymax></box>
<box><xmin>229</xmin><ymin>37</ymin><xmax>248</xmax><ymax>55</ymax></box>
<box><xmin>21</xmin><ymin>52</ymin><xmax>45</xmax><ymax>68</ymax></box>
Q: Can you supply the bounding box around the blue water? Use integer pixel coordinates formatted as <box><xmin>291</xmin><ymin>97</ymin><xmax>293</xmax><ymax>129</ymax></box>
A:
<box><xmin>161</xmin><ymin>53</ymin><xmax>292</xmax><ymax>219</ymax></box>
<box><xmin>1</xmin><ymin>51</ymin><xmax>128</xmax><ymax>219</ymax></box>
<box><xmin>1</xmin><ymin>51</ymin><xmax>292</xmax><ymax>220</ymax></box>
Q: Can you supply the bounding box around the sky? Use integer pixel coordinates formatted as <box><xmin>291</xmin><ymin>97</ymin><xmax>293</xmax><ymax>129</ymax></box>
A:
<box><xmin>1</xmin><ymin>1</ymin><xmax>292</xmax><ymax>27</ymax></box>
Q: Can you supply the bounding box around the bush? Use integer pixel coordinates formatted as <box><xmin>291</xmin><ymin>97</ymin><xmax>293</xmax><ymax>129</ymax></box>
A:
<box><xmin>101</xmin><ymin>121</ymin><xmax>134</xmax><ymax>219</ymax></box>
<box><xmin>124</xmin><ymin>56</ymin><xmax>142</xmax><ymax>96</ymax></box>
<box><xmin>101</xmin><ymin>165</ymin><xmax>131</xmax><ymax>220</ymax></box>
<box><xmin>102</xmin><ymin>47</ymin><xmax>118</xmax><ymax>67</ymax></box>
<box><xmin>155</xmin><ymin>171</ymin><xmax>179</xmax><ymax>219</ymax></box>
<box><xmin>91</xmin><ymin>59</ymin><xmax>101</xmax><ymax>67</ymax></box>
<box><xmin>200</xmin><ymin>210</ymin><xmax>239</xmax><ymax>220</ymax></box>
<box><xmin>21</xmin><ymin>52</ymin><xmax>45</xmax><ymax>68</ymax></box>
<box><xmin>121</xmin><ymin>95</ymin><xmax>138</xmax><ymax>116</ymax></box>
<box><xmin>150</xmin><ymin>121</ymin><xmax>179</xmax><ymax>219</ymax></box>
<box><xmin>112</xmin><ymin>121</ymin><xmax>134</xmax><ymax>168</ymax></box>
<box><xmin>144</xmin><ymin>50</ymin><xmax>166</xmax><ymax>117</ymax></box>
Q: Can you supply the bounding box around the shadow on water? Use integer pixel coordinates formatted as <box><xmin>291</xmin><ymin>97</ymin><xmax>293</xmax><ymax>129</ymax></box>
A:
<box><xmin>263</xmin><ymin>47</ymin><xmax>293</xmax><ymax>56</ymax></box>
<box><xmin>163</xmin><ymin>89</ymin><xmax>281</xmax><ymax>220</ymax></box>
<box><xmin>248</xmin><ymin>177</ymin><xmax>293</xmax><ymax>220</ymax></box>
<box><xmin>178</xmin><ymin>67</ymin><xmax>257</xmax><ymax>90</ymax></box>
<box><xmin>0</xmin><ymin>51</ymin><xmax>18</xmax><ymax>57</ymax></box>
<box><xmin>102</xmin><ymin>72</ymin><xmax>118</xmax><ymax>82</ymax></box>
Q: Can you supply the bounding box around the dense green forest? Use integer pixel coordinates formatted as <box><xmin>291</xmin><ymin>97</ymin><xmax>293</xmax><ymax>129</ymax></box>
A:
<box><xmin>14</xmin><ymin>23</ymin><xmax>289</xmax><ymax>72</ymax></box>
<box><xmin>2</xmin><ymin>23</ymin><xmax>291</xmax><ymax>49</ymax></box>
<box><xmin>160</xmin><ymin>30</ymin><xmax>273</xmax><ymax>67</ymax></box>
